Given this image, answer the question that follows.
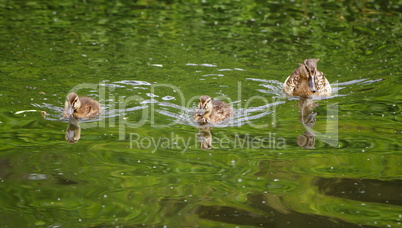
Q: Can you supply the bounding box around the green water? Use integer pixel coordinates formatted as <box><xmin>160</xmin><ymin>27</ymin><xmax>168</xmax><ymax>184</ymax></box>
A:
<box><xmin>0</xmin><ymin>0</ymin><xmax>401</xmax><ymax>227</ymax></box>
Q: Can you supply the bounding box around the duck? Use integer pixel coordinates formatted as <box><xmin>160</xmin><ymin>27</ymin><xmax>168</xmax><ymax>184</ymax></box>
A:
<box><xmin>63</xmin><ymin>92</ymin><xmax>101</xmax><ymax>119</ymax></box>
<box><xmin>194</xmin><ymin>95</ymin><xmax>233</xmax><ymax>125</ymax></box>
<box><xmin>283</xmin><ymin>59</ymin><xmax>332</xmax><ymax>97</ymax></box>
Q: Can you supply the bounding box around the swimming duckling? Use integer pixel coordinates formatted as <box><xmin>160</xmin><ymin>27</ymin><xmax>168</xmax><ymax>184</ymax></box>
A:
<box><xmin>63</xmin><ymin>92</ymin><xmax>101</xmax><ymax>119</ymax></box>
<box><xmin>194</xmin><ymin>95</ymin><xmax>233</xmax><ymax>125</ymax></box>
<box><xmin>283</xmin><ymin>59</ymin><xmax>332</xmax><ymax>97</ymax></box>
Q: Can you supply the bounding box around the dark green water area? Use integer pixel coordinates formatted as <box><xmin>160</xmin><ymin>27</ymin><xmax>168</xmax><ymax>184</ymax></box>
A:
<box><xmin>0</xmin><ymin>0</ymin><xmax>401</xmax><ymax>227</ymax></box>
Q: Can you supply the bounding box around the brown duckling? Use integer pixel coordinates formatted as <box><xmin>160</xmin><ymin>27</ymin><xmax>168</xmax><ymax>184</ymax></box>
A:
<box><xmin>63</xmin><ymin>92</ymin><xmax>101</xmax><ymax>119</ymax></box>
<box><xmin>283</xmin><ymin>59</ymin><xmax>332</xmax><ymax>97</ymax></box>
<box><xmin>194</xmin><ymin>95</ymin><xmax>233</xmax><ymax>125</ymax></box>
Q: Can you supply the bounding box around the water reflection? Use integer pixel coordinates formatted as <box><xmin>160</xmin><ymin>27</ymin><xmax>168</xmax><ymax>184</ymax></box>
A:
<box><xmin>316</xmin><ymin>178</ymin><xmax>402</xmax><ymax>206</ymax></box>
<box><xmin>65</xmin><ymin>117</ymin><xmax>81</xmax><ymax>144</ymax></box>
<box><xmin>297</xmin><ymin>98</ymin><xmax>318</xmax><ymax>149</ymax></box>
<box><xmin>196</xmin><ymin>125</ymin><xmax>212</xmax><ymax>150</ymax></box>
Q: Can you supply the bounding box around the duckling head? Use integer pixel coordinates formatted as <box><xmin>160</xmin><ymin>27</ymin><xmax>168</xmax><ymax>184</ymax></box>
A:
<box><xmin>196</xmin><ymin>95</ymin><xmax>213</xmax><ymax>120</ymax></box>
<box><xmin>66</xmin><ymin>93</ymin><xmax>81</xmax><ymax>117</ymax></box>
<box><xmin>303</xmin><ymin>59</ymin><xmax>319</xmax><ymax>94</ymax></box>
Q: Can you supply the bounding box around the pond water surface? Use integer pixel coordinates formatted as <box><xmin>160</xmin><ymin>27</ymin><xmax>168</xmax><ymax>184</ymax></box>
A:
<box><xmin>0</xmin><ymin>1</ymin><xmax>401</xmax><ymax>227</ymax></box>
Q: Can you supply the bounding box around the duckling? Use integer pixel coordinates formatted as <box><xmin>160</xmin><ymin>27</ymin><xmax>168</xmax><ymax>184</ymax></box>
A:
<box><xmin>194</xmin><ymin>95</ymin><xmax>233</xmax><ymax>125</ymax></box>
<box><xmin>63</xmin><ymin>92</ymin><xmax>101</xmax><ymax>119</ymax></box>
<box><xmin>283</xmin><ymin>59</ymin><xmax>332</xmax><ymax>97</ymax></box>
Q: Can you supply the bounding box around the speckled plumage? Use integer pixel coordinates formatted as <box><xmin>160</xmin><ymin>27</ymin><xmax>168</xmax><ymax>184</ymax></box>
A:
<box><xmin>63</xmin><ymin>93</ymin><xmax>101</xmax><ymax>119</ymax></box>
<box><xmin>283</xmin><ymin>59</ymin><xmax>332</xmax><ymax>97</ymax></box>
<box><xmin>194</xmin><ymin>95</ymin><xmax>233</xmax><ymax>125</ymax></box>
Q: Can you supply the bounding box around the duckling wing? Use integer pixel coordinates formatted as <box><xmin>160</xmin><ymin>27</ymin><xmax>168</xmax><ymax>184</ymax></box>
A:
<box><xmin>76</xmin><ymin>97</ymin><xmax>101</xmax><ymax>118</ymax></box>
<box><xmin>212</xmin><ymin>100</ymin><xmax>233</xmax><ymax>120</ymax></box>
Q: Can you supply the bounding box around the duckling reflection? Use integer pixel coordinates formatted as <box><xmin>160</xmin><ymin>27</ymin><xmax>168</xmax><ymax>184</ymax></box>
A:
<box><xmin>63</xmin><ymin>92</ymin><xmax>101</xmax><ymax>144</ymax></box>
<box><xmin>194</xmin><ymin>95</ymin><xmax>233</xmax><ymax>150</ymax></box>
<box><xmin>197</xmin><ymin>125</ymin><xmax>212</xmax><ymax>150</ymax></box>
<box><xmin>65</xmin><ymin>118</ymin><xmax>81</xmax><ymax>144</ymax></box>
<box><xmin>298</xmin><ymin>98</ymin><xmax>318</xmax><ymax>128</ymax></box>
<box><xmin>297</xmin><ymin>98</ymin><xmax>317</xmax><ymax>149</ymax></box>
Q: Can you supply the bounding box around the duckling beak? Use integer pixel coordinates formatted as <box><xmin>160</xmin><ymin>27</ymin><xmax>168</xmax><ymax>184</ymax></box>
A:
<box><xmin>308</xmin><ymin>75</ymin><xmax>317</xmax><ymax>93</ymax></box>
<box><xmin>67</xmin><ymin>104</ymin><xmax>74</xmax><ymax>116</ymax></box>
<box><xmin>197</xmin><ymin>108</ymin><xmax>206</xmax><ymax>116</ymax></box>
